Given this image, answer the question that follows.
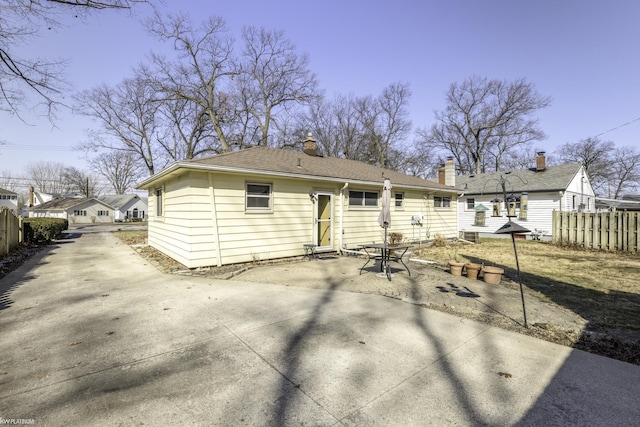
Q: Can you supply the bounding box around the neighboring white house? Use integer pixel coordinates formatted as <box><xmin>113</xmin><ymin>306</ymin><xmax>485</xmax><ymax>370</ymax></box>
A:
<box><xmin>596</xmin><ymin>195</ymin><xmax>640</xmax><ymax>212</ymax></box>
<box><xmin>98</xmin><ymin>194</ymin><xmax>148</xmax><ymax>222</ymax></box>
<box><xmin>0</xmin><ymin>187</ymin><xmax>18</xmax><ymax>213</ymax></box>
<box><xmin>29</xmin><ymin>197</ymin><xmax>117</xmax><ymax>224</ymax></box>
<box><xmin>452</xmin><ymin>152</ymin><xmax>596</xmax><ymax>239</ymax></box>
<box><xmin>136</xmin><ymin>137</ymin><xmax>461</xmax><ymax>268</ymax></box>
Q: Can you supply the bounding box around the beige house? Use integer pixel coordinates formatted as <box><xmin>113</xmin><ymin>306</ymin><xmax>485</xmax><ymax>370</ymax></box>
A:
<box><xmin>137</xmin><ymin>141</ymin><xmax>460</xmax><ymax>268</ymax></box>
<box><xmin>29</xmin><ymin>197</ymin><xmax>116</xmax><ymax>224</ymax></box>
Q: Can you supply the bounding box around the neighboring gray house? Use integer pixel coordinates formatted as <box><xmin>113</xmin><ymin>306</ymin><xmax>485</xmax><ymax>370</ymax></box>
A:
<box><xmin>98</xmin><ymin>194</ymin><xmax>148</xmax><ymax>222</ymax></box>
<box><xmin>451</xmin><ymin>152</ymin><xmax>596</xmax><ymax>239</ymax></box>
<box><xmin>29</xmin><ymin>197</ymin><xmax>116</xmax><ymax>224</ymax></box>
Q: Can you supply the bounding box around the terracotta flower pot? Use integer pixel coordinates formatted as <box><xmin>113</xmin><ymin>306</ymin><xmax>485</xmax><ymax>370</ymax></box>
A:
<box><xmin>465</xmin><ymin>263</ymin><xmax>481</xmax><ymax>280</ymax></box>
<box><xmin>448</xmin><ymin>260</ymin><xmax>465</xmax><ymax>276</ymax></box>
<box><xmin>482</xmin><ymin>266</ymin><xmax>504</xmax><ymax>285</ymax></box>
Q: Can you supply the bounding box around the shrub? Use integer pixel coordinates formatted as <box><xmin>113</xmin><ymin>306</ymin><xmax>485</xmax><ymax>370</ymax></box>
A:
<box><xmin>388</xmin><ymin>232</ymin><xmax>403</xmax><ymax>245</ymax></box>
<box><xmin>23</xmin><ymin>218</ymin><xmax>69</xmax><ymax>244</ymax></box>
<box><xmin>433</xmin><ymin>233</ymin><xmax>447</xmax><ymax>247</ymax></box>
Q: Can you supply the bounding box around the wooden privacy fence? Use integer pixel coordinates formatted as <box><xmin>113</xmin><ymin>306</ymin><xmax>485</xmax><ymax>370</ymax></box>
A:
<box><xmin>553</xmin><ymin>210</ymin><xmax>640</xmax><ymax>252</ymax></box>
<box><xmin>0</xmin><ymin>208</ymin><xmax>22</xmax><ymax>256</ymax></box>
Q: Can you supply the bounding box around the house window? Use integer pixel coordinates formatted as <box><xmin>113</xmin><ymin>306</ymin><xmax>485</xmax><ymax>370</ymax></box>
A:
<box><xmin>394</xmin><ymin>192</ymin><xmax>404</xmax><ymax>208</ymax></box>
<box><xmin>155</xmin><ymin>188</ymin><xmax>163</xmax><ymax>216</ymax></box>
<box><xmin>349</xmin><ymin>190</ymin><xmax>379</xmax><ymax>208</ymax></box>
<box><xmin>246</xmin><ymin>183</ymin><xmax>272</xmax><ymax>210</ymax></box>
<box><xmin>434</xmin><ymin>196</ymin><xmax>451</xmax><ymax>208</ymax></box>
<box><xmin>466</xmin><ymin>198</ymin><xmax>475</xmax><ymax>210</ymax></box>
<box><xmin>73</xmin><ymin>210</ymin><xmax>87</xmax><ymax>216</ymax></box>
<box><xmin>97</xmin><ymin>210</ymin><xmax>110</xmax><ymax>216</ymax></box>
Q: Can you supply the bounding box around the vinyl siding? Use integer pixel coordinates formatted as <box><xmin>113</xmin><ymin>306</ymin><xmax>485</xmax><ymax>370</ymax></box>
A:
<box><xmin>67</xmin><ymin>200</ymin><xmax>113</xmax><ymax>224</ymax></box>
<box><xmin>340</xmin><ymin>189</ymin><xmax>458</xmax><ymax>248</ymax></box>
<box><xmin>458</xmin><ymin>193</ymin><xmax>566</xmax><ymax>237</ymax></box>
<box><xmin>147</xmin><ymin>171</ymin><xmax>459</xmax><ymax>267</ymax></box>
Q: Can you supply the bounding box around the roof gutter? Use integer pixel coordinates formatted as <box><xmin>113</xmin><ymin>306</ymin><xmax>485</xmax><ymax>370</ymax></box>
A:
<box><xmin>136</xmin><ymin>162</ymin><xmax>459</xmax><ymax>194</ymax></box>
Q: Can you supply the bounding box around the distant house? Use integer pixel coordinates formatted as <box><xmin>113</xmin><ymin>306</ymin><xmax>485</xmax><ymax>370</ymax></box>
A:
<box><xmin>0</xmin><ymin>187</ymin><xmax>18</xmax><ymax>213</ymax></box>
<box><xmin>596</xmin><ymin>195</ymin><xmax>640</xmax><ymax>212</ymax></box>
<box><xmin>29</xmin><ymin>197</ymin><xmax>116</xmax><ymax>224</ymax></box>
<box><xmin>452</xmin><ymin>152</ymin><xmax>596</xmax><ymax>239</ymax></box>
<box><xmin>136</xmin><ymin>137</ymin><xmax>460</xmax><ymax>268</ymax></box>
<box><xmin>98</xmin><ymin>194</ymin><xmax>148</xmax><ymax>222</ymax></box>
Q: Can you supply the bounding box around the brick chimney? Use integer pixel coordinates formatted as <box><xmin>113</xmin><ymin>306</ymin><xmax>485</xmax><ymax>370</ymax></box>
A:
<box><xmin>303</xmin><ymin>133</ymin><xmax>320</xmax><ymax>156</ymax></box>
<box><xmin>536</xmin><ymin>151</ymin><xmax>546</xmax><ymax>171</ymax></box>
<box><xmin>29</xmin><ymin>186</ymin><xmax>34</xmax><ymax>207</ymax></box>
<box><xmin>445</xmin><ymin>157</ymin><xmax>455</xmax><ymax>187</ymax></box>
<box><xmin>438</xmin><ymin>163</ymin><xmax>446</xmax><ymax>185</ymax></box>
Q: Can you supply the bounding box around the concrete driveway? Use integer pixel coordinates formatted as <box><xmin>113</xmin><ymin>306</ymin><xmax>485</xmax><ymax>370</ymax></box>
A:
<box><xmin>1</xmin><ymin>231</ymin><xmax>639</xmax><ymax>426</ymax></box>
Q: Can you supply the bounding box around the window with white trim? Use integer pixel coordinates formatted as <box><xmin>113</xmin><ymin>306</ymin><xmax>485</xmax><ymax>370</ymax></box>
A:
<box><xmin>246</xmin><ymin>183</ymin><xmax>272</xmax><ymax>211</ymax></box>
<box><xmin>394</xmin><ymin>192</ymin><xmax>404</xmax><ymax>208</ymax></box>
<box><xmin>349</xmin><ymin>190</ymin><xmax>378</xmax><ymax>207</ymax></box>
<box><xmin>434</xmin><ymin>196</ymin><xmax>451</xmax><ymax>208</ymax></box>
<box><xmin>73</xmin><ymin>210</ymin><xmax>87</xmax><ymax>216</ymax></box>
<box><xmin>466</xmin><ymin>198</ymin><xmax>475</xmax><ymax>210</ymax></box>
<box><xmin>155</xmin><ymin>188</ymin><xmax>163</xmax><ymax>216</ymax></box>
<box><xmin>97</xmin><ymin>210</ymin><xmax>110</xmax><ymax>216</ymax></box>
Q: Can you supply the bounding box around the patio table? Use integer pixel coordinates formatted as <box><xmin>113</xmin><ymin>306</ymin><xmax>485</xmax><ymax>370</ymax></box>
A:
<box><xmin>358</xmin><ymin>243</ymin><xmax>412</xmax><ymax>281</ymax></box>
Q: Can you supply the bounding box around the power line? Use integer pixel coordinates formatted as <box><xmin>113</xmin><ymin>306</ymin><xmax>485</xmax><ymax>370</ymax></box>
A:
<box><xmin>593</xmin><ymin>116</ymin><xmax>640</xmax><ymax>139</ymax></box>
<box><xmin>1</xmin><ymin>144</ymin><xmax>76</xmax><ymax>152</ymax></box>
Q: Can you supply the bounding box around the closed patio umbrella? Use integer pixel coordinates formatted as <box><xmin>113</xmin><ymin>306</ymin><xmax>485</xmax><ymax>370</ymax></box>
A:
<box><xmin>378</xmin><ymin>178</ymin><xmax>392</xmax><ymax>231</ymax></box>
<box><xmin>378</xmin><ymin>178</ymin><xmax>392</xmax><ymax>279</ymax></box>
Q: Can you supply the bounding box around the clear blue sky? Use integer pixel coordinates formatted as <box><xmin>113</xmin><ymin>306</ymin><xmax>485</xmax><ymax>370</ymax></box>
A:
<box><xmin>2</xmin><ymin>0</ymin><xmax>639</xmax><ymax>189</ymax></box>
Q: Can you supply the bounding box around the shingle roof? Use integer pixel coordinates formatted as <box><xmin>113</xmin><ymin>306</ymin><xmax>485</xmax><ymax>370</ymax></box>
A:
<box><xmin>98</xmin><ymin>194</ymin><xmax>138</xmax><ymax>209</ymax></box>
<box><xmin>139</xmin><ymin>146</ymin><xmax>457</xmax><ymax>192</ymax></box>
<box><xmin>0</xmin><ymin>187</ymin><xmax>17</xmax><ymax>195</ymax></box>
<box><xmin>32</xmin><ymin>197</ymin><xmax>111</xmax><ymax>210</ymax></box>
<box><xmin>456</xmin><ymin>163</ymin><xmax>583</xmax><ymax>195</ymax></box>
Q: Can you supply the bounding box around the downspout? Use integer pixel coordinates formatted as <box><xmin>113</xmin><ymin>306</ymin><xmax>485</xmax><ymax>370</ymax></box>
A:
<box><xmin>339</xmin><ymin>182</ymin><xmax>348</xmax><ymax>254</ymax></box>
<box><xmin>209</xmin><ymin>173</ymin><xmax>222</xmax><ymax>267</ymax></box>
<box><xmin>456</xmin><ymin>192</ymin><xmax>465</xmax><ymax>238</ymax></box>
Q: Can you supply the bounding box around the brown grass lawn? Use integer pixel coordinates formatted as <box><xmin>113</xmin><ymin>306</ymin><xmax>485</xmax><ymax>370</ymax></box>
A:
<box><xmin>413</xmin><ymin>238</ymin><xmax>640</xmax><ymax>332</ymax></box>
<box><xmin>113</xmin><ymin>229</ymin><xmax>148</xmax><ymax>246</ymax></box>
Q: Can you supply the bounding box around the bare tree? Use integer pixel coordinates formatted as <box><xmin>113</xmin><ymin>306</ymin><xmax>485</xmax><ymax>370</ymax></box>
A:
<box><xmin>0</xmin><ymin>171</ymin><xmax>19</xmax><ymax>192</ymax></box>
<box><xmin>301</xmin><ymin>83</ymin><xmax>412</xmax><ymax>168</ymax></box>
<box><xmin>62</xmin><ymin>166</ymin><xmax>103</xmax><ymax>196</ymax></box>
<box><xmin>420</xmin><ymin>76</ymin><xmax>551</xmax><ymax>175</ymax></box>
<box><xmin>90</xmin><ymin>150</ymin><xmax>144</xmax><ymax>194</ymax></box>
<box><xmin>609</xmin><ymin>145</ymin><xmax>640</xmax><ymax>198</ymax></box>
<box><xmin>237</xmin><ymin>26</ymin><xmax>319</xmax><ymax>147</ymax></box>
<box><xmin>155</xmin><ymin>95</ymin><xmax>217</xmax><ymax>161</ymax></box>
<box><xmin>75</xmin><ymin>75</ymin><xmax>162</xmax><ymax>175</ymax></box>
<box><xmin>147</xmin><ymin>12</ymin><xmax>236</xmax><ymax>153</ymax></box>
<box><xmin>26</xmin><ymin>161</ymin><xmax>69</xmax><ymax>195</ymax></box>
<box><xmin>555</xmin><ymin>137</ymin><xmax>614</xmax><ymax>196</ymax></box>
<box><xmin>366</xmin><ymin>82</ymin><xmax>412</xmax><ymax>169</ymax></box>
<box><xmin>0</xmin><ymin>0</ymin><xmax>148</xmax><ymax>120</ymax></box>
<box><xmin>304</xmin><ymin>94</ymin><xmax>366</xmax><ymax>158</ymax></box>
